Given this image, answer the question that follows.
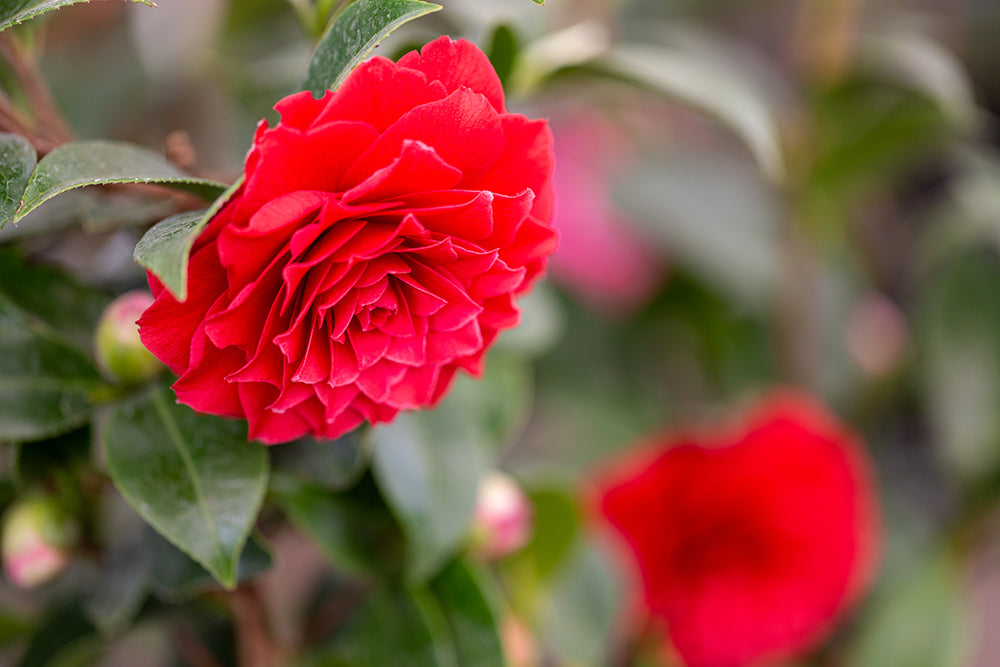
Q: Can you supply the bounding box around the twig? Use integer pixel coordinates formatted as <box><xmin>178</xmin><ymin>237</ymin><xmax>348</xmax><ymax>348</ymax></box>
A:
<box><xmin>0</xmin><ymin>31</ymin><xmax>74</xmax><ymax>150</ymax></box>
<box><xmin>302</xmin><ymin>579</ymin><xmax>371</xmax><ymax>647</ymax></box>
<box><xmin>172</xmin><ymin>622</ymin><xmax>226</xmax><ymax>667</ymax></box>
<box><xmin>229</xmin><ymin>583</ymin><xmax>288</xmax><ymax>667</ymax></box>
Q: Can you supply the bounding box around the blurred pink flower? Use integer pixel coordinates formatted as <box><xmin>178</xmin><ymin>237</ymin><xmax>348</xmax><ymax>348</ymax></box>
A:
<box><xmin>469</xmin><ymin>472</ymin><xmax>533</xmax><ymax>560</ymax></box>
<box><xmin>550</xmin><ymin>115</ymin><xmax>663</xmax><ymax>313</ymax></box>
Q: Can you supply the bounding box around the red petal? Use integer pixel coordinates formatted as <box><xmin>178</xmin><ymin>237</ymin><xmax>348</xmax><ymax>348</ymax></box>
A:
<box><xmin>384</xmin><ymin>364</ymin><xmax>440</xmax><ymax>409</ymax></box>
<box><xmin>273</xmin><ymin>89</ymin><xmax>331</xmax><ymax>130</ymax></box>
<box><xmin>172</xmin><ymin>343</ymin><xmax>247</xmax><ymax>418</ymax></box>
<box><xmin>138</xmin><ymin>243</ymin><xmax>228</xmax><ymax>373</ymax></box>
<box><xmin>330</xmin><ymin>341</ymin><xmax>361</xmax><ymax>386</ymax></box>
<box><xmin>397</xmin><ymin>37</ymin><xmax>506</xmax><ymax>114</ymax></box>
<box><xmin>341</xmin><ymin>88</ymin><xmax>504</xmax><ymax>191</ymax></box>
<box><xmin>355</xmin><ymin>359</ymin><xmax>407</xmax><ymax>402</ymax></box>
<box><xmin>240</xmin><ymin>382</ymin><xmax>311</xmax><ymax>444</ymax></box>
<box><xmin>425</xmin><ymin>318</ymin><xmax>483</xmax><ymax>365</ymax></box>
<box><xmin>342</xmin><ymin>140</ymin><xmax>462</xmax><ymax>204</ymax></box>
<box><xmin>317</xmin><ymin>56</ymin><xmax>447</xmax><ymax>132</ymax></box>
<box><xmin>476</xmin><ymin>114</ymin><xmax>554</xmax><ymax>208</ymax></box>
<box><xmin>347</xmin><ymin>327</ymin><xmax>390</xmax><ymax>369</ymax></box>
<box><xmin>235</xmin><ymin>120</ymin><xmax>378</xmax><ymax>218</ymax></box>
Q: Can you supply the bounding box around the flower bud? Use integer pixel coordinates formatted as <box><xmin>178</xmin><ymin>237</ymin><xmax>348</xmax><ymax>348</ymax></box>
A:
<box><xmin>469</xmin><ymin>472</ymin><xmax>533</xmax><ymax>560</ymax></box>
<box><xmin>2</xmin><ymin>497</ymin><xmax>79</xmax><ymax>589</ymax></box>
<box><xmin>95</xmin><ymin>290</ymin><xmax>163</xmax><ymax>385</ymax></box>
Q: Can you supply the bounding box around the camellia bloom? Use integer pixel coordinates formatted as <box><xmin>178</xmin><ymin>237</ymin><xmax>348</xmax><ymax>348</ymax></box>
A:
<box><xmin>138</xmin><ymin>37</ymin><xmax>556</xmax><ymax>443</ymax></box>
<box><xmin>595</xmin><ymin>392</ymin><xmax>880</xmax><ymax>667</ymax></box>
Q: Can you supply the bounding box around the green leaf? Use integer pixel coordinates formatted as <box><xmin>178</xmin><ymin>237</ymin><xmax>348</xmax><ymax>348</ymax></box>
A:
<box><xmin>0</xmin><ymin>248</ymin><xmax>111</xmax><ymax>354</ymax></box>
<box><xmin>918</xmin><ymin>251</ymin><xmax>1000</xmax><ymax>484</ymax></box>
<box><xmin>303</xmin><ymin>0</ymin><xmax>442</xmax><ymax>96</ymax></box>
<box><xmin>487</xmin><ymin>24</ymin><xmax>519</xmax><ymax>86</ymax></box>
<box><xmin>100</xmin><ymin>387</ymin><xmax>268</xmax><ymax>588</ymax></box>
<box><xmin>0</xmin><ymin>612</ymin><xmax>31</xmax><ymax>650</ymax></box>
<box><xmin>846</xmin><ymin>554</ymin><xmax>967</xmax><ymax>667</ymax></box>
<box><xmin>6</xmin><ymin>140</ymin><xmax>227</xmax><ymax>229</ymax></box>
<box><xmin>270</xmin><ymin>473</ymin><xmax>404</xmax><ymax>577</ymax></box>
<box><xmin>83</xmin><ymin>542</ymin><xmax>149</xmax><ymax>636</ymax></box>
<box><xmin>0</xmin><ymin>308</ymin><xmax>104</xmax><ymax>443</ymax></box>
<box><xmin>540</xmin><ymin>541</ymin><xmax>622</xmax><ymax>666</ymax></box>
<box><xmin>0</xmin><ymin>0</ymin><xmax>154</xmax><ymax>33</ymax></box>
<box><xmin>133</xmin><ymin>177</ymin><xmax>242</xmax><ymax>301</ymax></box>
<box><xmin>0</xmin><ymin>133</ymin><xmax>35</xmax><ymax>225</ymax></box>
<box><xmin>148</xmin><ymin>529</ymin><xmax>274</xmax><ymax>602</ymax></box>
<box><xmin>314</xmin><ymin>583</ymin><xmax>442</xmax><ymax>667</ymax></box>
<box><xmin>429</xmin><ymin>560</ymin><xmax>504</xmax><ymax>667</ymax></box>
<box><xmin>615</xmin><ymin>144</ymin><xmax>781</xmax><ymax>307</ymax></box>
<box><xmin>17</xmin><ymin>603</ymin><xmax>95</xmax><ymax>667</ymax></box>
<box><xmin>308</xmin><ymin>559</ymin><xmax>502</xmax><ymax>667</ymax></box>
<box><xmin>13</xmin><ymin>426</ymin><xmax>90</xmax><ymax>488</ymax></box>
<box><xmin>857</xmin><ymin>28</ymin><xmax>976</xmax><ymax>130</ymax></box>
<box><xmin>599</xmin><ymin>40</ymin><xmax>785</xmax><ymax>183</ymax></box>
<box><xmin>270</xmin><ymin>430</ymin><xmax>370</xmax><ymax>491</ymax></box>
<box><xmin>522</xmin><ymin>488</ymin><xmax>580</xmax><ymax>578</ymax></box>
<box><xmin>371</xmin><ymin>382</ymin><xmax>497</xmax><ymax>582</ymax></box>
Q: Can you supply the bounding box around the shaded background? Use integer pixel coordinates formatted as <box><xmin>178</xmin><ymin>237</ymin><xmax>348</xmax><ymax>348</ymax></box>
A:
<box><xmin>4</xmin><ymin>0</ymin><xmax>1000</xmax><ymax>665</ymax></box>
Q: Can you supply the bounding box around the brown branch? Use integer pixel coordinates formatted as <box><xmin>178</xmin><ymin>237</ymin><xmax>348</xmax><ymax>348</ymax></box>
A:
<box><xmin>172</xmin><ymin>622</ymin><xmax>227</xmax><ymax>667</ymax></box>
<box><xmin>228</xmin><ymin>583</ymin><xmax>289</xmax><ymax>667</ymax></box>
<box><xmin>0</xmin><ymin>32</ymin><xmax>74</xmax><ymax>150</ymax></box>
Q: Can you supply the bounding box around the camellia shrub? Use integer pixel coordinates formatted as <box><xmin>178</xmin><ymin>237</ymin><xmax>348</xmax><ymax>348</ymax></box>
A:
<box><xmin>1</xmin><ymin>0</ymin><xmax>999</xmax><ymax>665</ymax></box>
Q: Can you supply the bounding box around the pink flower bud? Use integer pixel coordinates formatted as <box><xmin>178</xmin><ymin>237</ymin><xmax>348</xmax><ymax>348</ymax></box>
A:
<box><xmin>469</xmin><ymin>473</ymin><xmax>533</xmax><ymax>560</ymax></box>
<box><xmin>95</xmin><ymin>290</ymin><xmax>163</xmax><ymax>385</ymax></box>
<box><xmin>501</xmin><ymin>615</ymin><xmax>537</xmax><ymax>667</ymax></box>
<box><xmin>2</xmin><ymin>497</ymin><xmax>79</xmax><ymax>589</ymax></box>
<box><xmin>846</xmin><ymin>292</ymin><xmax>909</xmax><ymax>378</ymax></box>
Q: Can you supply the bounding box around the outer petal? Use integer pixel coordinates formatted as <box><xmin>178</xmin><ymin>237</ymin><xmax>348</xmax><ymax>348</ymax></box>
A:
<box><xmin>397</xmin><ymin>36</ymin><xmax>506</xmax><ymax>113</ymax></box>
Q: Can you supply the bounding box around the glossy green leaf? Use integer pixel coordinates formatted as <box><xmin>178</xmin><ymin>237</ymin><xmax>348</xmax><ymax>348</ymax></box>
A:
<box><xmin>100</xmin><ymin>387</ymin><xmax>268</xmax><ymax>588</ymax></box>
<box><xmin>371</xmin><ymin>382</ymin><xmax>497</xmax><ymax>582</ymax></box>
<box><xmin>133</xmin><ymin>177</ymin><xmax>242</xmax><ymax>301</ymax></box>
<box><xmin>615</xmin><ymin>145</ymin><xmax>781</xmax><ymax>306</ymax></box>
<box><xmin>148</xmin><ymin>530</ymin><xmax>274</xmax><ymax>602</ymax></box>
<box><xmin>540</xmin><ymin>541</ymin><xmax>622</xmax><ymax>666</ymax></box>
<box><xmin>315</xmin><ymin>583</ymin><xmax>442</xmax><ymax>667</ymax></box>
<box><xmin>270</xmin><ymin>473</ymin><xmax>403</xmax><ymax>577</ymax></box>
<box><xmin>6</xmin><ymin>140</ymin><xmax>227</xmax><ymax>229</ymax></box>
<box><xmin>83</xmin><ymin>542</ymin><xmax>149</xmax><ymax>636</ymax></box>
<box><xmin>308</xmin><ymin>559</ymin><xmax>502</xmax><ymax>667</ymax></box>
<box><xmin>17</xmin><ymin>603</ymin><xmax>95</xmax><ymax>667</ymax></box>
<box><xmin>487</xmin><ymin>24</ymin><xmax>519</xmax><ymax>86</ymax></box>
<box><xmin>522</xmin><ymin>488</ymin><xmax>580</xmax><ymax>578</ymax></box>
<box><xmin>858</xmin><ymin>28</ymin><xmax>976</xmax><ymax>130</ymax></box>
<box><xmin>919</xmin><ymin>251</ymin><xmax>1000</xmax><ymax>483</ymax></box>
<box><xmin>303</xmin><ymin>0</ymin><xmax>442</xmax><ymax>96</ymax></box>
<box><xmin>0</xmin><ymin>309</ymin><xmax>104</xmax><ymax>443</ymax></box>
<box><xmin>0</xmin><ymin>612</ymin><xmax>31</xmax><ymax>650</ymax></box>
<box><xmin>429</xmin><ymin>560</ymin><xmax>504</xmax><ymax>667</ymax></box>
<box><xmin>0</xmin><ymin>248</ymin><xmax>111</xmax><ymax>354</ymax></box>
<box><xmin>270</xmin><ymin>430</ymin><xmax>370</xmax><ymax>491</ymax></box>
<box><xmin>0</xmin><ymin>133</ymin><xmax>35</xmax><ymax>226</ymax></box>
<box><xmin>599</xmin><ymin>42</ymin><xmax>785</xmax><ymax>182</ymax></box>
<box><xmin>847</xmin><ymin>554</ymin><xmax>967</xmax><ymax>667</ymax></box>
<box><xmin>13</xmin><ymin>426</ymin><xmax>90</xmax><ymax>488</ymax></box>
<box><xmin>0</xmin><ymin>0</ymin><xmax>154</xmax><ymax>33</ymax></box>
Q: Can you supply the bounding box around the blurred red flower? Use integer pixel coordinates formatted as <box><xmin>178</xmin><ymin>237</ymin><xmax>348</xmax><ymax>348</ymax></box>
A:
<box><xmin>595</xmin><ymin>392</ymin><xmax>880</xmax><ymax>667</ymax></box>
<box><xmin>138</xmin><ymin>37</ymin><xmax>556</xmax><ymax>444</ymax></box>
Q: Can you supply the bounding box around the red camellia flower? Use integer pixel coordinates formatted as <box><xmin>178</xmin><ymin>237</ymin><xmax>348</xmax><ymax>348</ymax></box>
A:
<box><xmin>138</xmin><ymin>37</ymin><xmax>556</xmax><ymax>444</ymax></box>
<box><xmin>595</xmin><ymin>392</ymin><xmax>880</xmax><ymax>667</ymax></box>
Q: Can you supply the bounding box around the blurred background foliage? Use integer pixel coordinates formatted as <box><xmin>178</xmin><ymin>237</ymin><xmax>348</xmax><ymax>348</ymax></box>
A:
<box><xmin>3</xmin><ymin>0</ymin><xmax>1000</xmax><ymax>665</ymax></box>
